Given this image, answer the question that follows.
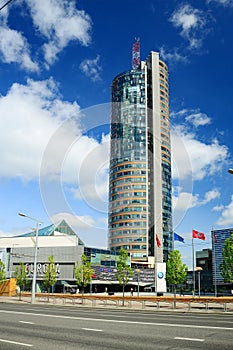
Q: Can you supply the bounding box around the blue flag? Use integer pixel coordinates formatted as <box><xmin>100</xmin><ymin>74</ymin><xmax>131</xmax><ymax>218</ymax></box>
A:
<box><xmin>174</xmin><ymin>232</ymin><xmax>185</xmax><ymax>243</ymax></box>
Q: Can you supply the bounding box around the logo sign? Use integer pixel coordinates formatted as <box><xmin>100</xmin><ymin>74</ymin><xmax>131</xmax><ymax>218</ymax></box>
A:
<box><xmin>25</xmin><ymin>263</ymin><xmax>60</xmax><ymax>277</ymax></box>
<box><xmin>158</xmin><ymin>271</ymin><xmax>164</xmax><ymax>279</ymax></box>
<box><xmin>156</xmin><ymin>262</ymin><xmax>166</xmax><ymax>293</ymax></box>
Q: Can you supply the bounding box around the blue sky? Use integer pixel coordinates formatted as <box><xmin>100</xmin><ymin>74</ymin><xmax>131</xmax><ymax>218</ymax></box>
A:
<box><xmin>0</xmin><ymin>0</ymin><xmax>233</xmax><ymax>269</ymax></box>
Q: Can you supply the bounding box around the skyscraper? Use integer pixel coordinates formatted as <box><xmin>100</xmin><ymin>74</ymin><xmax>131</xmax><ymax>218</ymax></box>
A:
<box><xmin>108</xmin><ymin>41</ymin><xmax>172</xmax><ymax>266</ymax></box>
<box><xmin>212</xmin><ymin>228</ymin><xmax>233</xmax><ymax>286</ymax></box>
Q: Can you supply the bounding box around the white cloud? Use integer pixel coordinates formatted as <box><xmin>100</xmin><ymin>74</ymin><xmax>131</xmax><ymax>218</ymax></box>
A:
<box><xmin>185</xmin><ymin>112</ymin><xmax>211</xmax><ymax>127</ymax></box>
<box><xmin>171</xmin><ymin>112</ymin><xmax>227</xmax><ymax>230</ymax></box>
<box><xmin>159</xmin><ymin>46</ymin><xmax>188</xmax><ymax>64</ymax></box>
<box><xmin>200</xmin><ymin>189</ymin><xmax>221</xmax><ymax>204</ymax></box>
<box><xmin>170</xmin><ymin>4</ymin><xmax>207</xmax><ymax>49</ymax></box>
<box><xmin>172</xmin><ymin>108</ymin><xmax>211</xmax><ymax>127</ymax></box>
<box><xmin>80</xmin><ymin>55</ymin><xmax>102</xmax><ymax>81</ymax></box>
<box><xmin>216</xmin><ymin>195</ymin><xmax>233</xmax><ymax>226</ymax></box>
<box><xmin>172</xmin><ymin>188</ymin><xmax>221</xmax><ymax>230</ymax></box>
<box><xmin>0</xmin><ymin>26</ymin><xmax>39</xmax><ymax>72</ymax></box>
<box><xmin>0</xmin><ymin>2</ymin><xmax>9</xmax><ymax>25</ymax></box>
<box><xmin>52</xmin><ymin>212</ymin><xmax>96</xmax><ymax>229</ymax></box>
<box><xmin>0</xmin><ymin>77</ymin><xmax>110</xmax><ymax>220</ymax></box>
<box><xmin>172</xmin><ymin>5</ymin><xmax>200</xmax><ymax>31</ymax></box>
<box><xmin>50</xmin><ymin>212</ymin><xmax>107</xmax><ymax>247</ymax></box>
<box><xmin>0</xmin><ymin>78</ymin><xmax>80</xmax><ymax>180</ymax></box>
<box><xmin>45</xmin><ymin>132</ymin><xmax>110</xmax><ymax>219</ymax></box>
<box><xmin>173</xmin><ymin>188</ymin><xmax>219</xmax><ymax>212</ymax></box>
<box><xmin>171</xmin><ymin>124</ymin><xmax>228</xmax><ymax>181</ymax></box>
<box><xmin>0</xmin><ymin>0</ymin><xmax>92</xmax><ymax>70</ymax></box>
<box><xmin>173</xmin><ymin>191</ymin><xmax>199</xmax><ymax>211</ymax></box>
<box><xmin>61</xmin><ymin>133</ymin><xmax>110</xmax><ymax>207</ymax></box>
<box><xmin>207</xmin><ymin>0</ymin><xmax>233</xmax><ymax>6</ymax></box>
<box><xmin>213</xmin><ymin>204</ymin><xmax>224</xmax><ymax>211</ymax></box>
<box><xmin>171</xmin><ymin>109</ymin><xmax>189</xmax><ymax>118</ymax></box>
<box><xmin>0</xmin><ymin>2</ymin><xmax>38</xmax><ymax>72</ymax></box>
<box><xmin>25</xmin><ymin>0</ymin><xmax>92</xmax><ymax>65</ymax></box>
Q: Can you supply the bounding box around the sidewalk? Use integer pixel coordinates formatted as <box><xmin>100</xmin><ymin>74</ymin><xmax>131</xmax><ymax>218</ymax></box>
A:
<box><xmin>1</xmin><ymin>293</ymin><xmax>233</xmax><ymax>313</ymax></box>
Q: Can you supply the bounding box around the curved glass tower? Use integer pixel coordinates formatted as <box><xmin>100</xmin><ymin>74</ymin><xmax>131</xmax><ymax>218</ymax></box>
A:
<box><xmin>108</xmin><ymin>51</ymin><xmax>172</xmax><ymax>265</ymax></box>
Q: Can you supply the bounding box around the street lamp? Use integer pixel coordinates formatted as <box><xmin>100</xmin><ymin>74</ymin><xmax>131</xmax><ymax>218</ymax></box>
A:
<box><xmin>196</xmin><ymin>267</ymin><xmax>203</xmax><ymax>298</ymax></box>
<box><xmin>228</xmin><ymin>169</ymin><xmax>233</xmax><ymax>174</ymax></box>
<box><xmin>18</xmin><ymin>212</ymin><xmax>42</xmax><ymax>303</ymax></box>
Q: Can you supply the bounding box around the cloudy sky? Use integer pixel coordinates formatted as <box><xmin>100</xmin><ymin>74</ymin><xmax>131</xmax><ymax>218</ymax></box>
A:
<box><xmin>0</xmin><ymin>0</ymin><xmax>232</xmax><ymax>268</ymax></box>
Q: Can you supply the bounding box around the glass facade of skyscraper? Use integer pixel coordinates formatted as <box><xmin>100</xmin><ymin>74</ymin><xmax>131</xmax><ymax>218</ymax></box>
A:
<box><xmin>212</xmin><ymin>228</ymin><xmax>233</xmax><ymax>285</ymax></box>
<box><xmin>108</xmin><ymin>52</ymin><xmax>172</xmax><ymax>264</ymax></box>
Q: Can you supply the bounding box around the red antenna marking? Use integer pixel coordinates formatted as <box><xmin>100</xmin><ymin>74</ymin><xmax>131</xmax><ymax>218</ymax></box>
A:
<box><xmin>132</xmin><ymin>38</ymin><xmax>140</xmax><ymax>70</ymax></box>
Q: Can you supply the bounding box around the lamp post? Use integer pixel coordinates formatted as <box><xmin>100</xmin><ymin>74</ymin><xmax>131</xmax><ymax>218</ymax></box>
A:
<box><xmin>196</xmin><ymin>267</ymin><xmax>203</xmax><ymax>297</ymax></box>
<box><xmin>18</xmin><ymin>213</ymin><xmax>42</xmax><ymax>304</ymax></box>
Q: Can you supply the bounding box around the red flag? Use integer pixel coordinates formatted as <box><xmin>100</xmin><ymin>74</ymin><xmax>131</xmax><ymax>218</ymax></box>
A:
<box><xmin>156</xmin><ymin>234</ymin><xmax>161</xmax><ymax>247</ymax></box>
<box><xmin>192</xmin><ymin>229</ymin><xmax>205</xmax><ymax>240</ymax></box>
<box><xmin>213</xmin><ymin>233</ymin><xmax>217</xmax><ymax>243</ymax></box>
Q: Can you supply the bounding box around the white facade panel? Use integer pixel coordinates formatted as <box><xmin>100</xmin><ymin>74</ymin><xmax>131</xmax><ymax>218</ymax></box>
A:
<box><xmin>156</xmin><ymin>262</ymin><xmax>166</xmax><ymax>293</ymax></box>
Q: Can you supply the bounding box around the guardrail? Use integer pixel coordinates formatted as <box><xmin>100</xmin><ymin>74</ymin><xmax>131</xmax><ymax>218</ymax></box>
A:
<box><xmin>16</xmin><ymin>293</ymin><xmax>233</xmax><ymax>312</ymax></box>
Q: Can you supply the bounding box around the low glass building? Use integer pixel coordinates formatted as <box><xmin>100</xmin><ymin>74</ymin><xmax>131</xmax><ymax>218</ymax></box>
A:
<box><xmin>0</xmin><ymin>220</ymin><xmax>154</xmax><ymax>293</ymax></box>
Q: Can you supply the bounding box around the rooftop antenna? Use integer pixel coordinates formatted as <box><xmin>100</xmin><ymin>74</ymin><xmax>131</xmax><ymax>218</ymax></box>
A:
<box><xmin>132</xmin><ymin>37</ymin><xmax>140</xmax><ymax>70</ymax></box>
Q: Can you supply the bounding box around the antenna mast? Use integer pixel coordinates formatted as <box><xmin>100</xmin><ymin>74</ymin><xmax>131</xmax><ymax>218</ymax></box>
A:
<box><xmin>132</xmin><ymin>38</ymin><xmax>140</xmax><ymax>70</ymax></box>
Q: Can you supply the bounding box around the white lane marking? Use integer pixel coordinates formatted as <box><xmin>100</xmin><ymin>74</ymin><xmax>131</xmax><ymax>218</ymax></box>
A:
<box><xmin>82</xmin><ymin>328</ymin><xmax>103</xmax><ymax>332</ymax></box>
<box><xmin>19</xmin><ymin>321</ymin><xmax>35</xmax><ymax>325</ymax></box>
<box><xmin>175</xmin><ymin>337</ymin><xmax>204</xmax><ymax>342</ymax></box>
<box><xmin>0</xmin><ymin>310</ymin><xmax>233</xmax><ymax>331</ymax></box>
<box><xmin>24</xmin><ymin>307</ymin><xmax>233</xmax><ymax>321</ymax></box>
<box><xmin>0</xmin><ymin>338</ymin><xmax>33</xmax><ymax>347</ymax></box>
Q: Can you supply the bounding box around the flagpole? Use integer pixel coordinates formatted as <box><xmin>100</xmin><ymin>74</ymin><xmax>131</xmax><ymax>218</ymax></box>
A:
<box><xmin>192</xmin><ymin>234</ymin><xmax>195</xmax><ymax>296</ymax></box>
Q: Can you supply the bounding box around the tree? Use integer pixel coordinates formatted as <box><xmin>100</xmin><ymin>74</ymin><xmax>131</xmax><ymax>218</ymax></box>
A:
<box><xmin>0</xmin><ymin>260</ymin><xmax>6</xmax><ymax>281</ymax></box>
<box><xmin>166</xmin><ymin>250</ymin><xmax>188</xmax><ymax>308</ymax></box>
<box><xmin>220</xmin><ymin>234</ymin><xmax>233</xmax><ymax>283</ymax></box>
<box><xmin>116</xmin><ymin>248</ymin><xmax>133</xmax><ymax>305</ymax></box>
<box><xmin>43</xmin><ymin>256</ymin><xmax>57</xmax><ymax>301</ymax></box>
<box><xmin>14</xmin><ymin>262</ymin><xmax>28</xmax><ymax>301</ymax></box>
<box><xmin>74</xmin><ymin>254</ymin><xmax>93</xmax><ymax>300</ymax></box>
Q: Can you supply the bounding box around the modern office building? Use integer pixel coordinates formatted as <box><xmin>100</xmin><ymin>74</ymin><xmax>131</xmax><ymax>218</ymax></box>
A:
<box><xmin>195</xmin><ymin>248</ymin><xmax>213</xmax><ymax>292</ymax></box>
<box><xmin>108</xmin><ymin>41</ymin><xmax>172</xmax><ymax>266</ymax></box>
<box><xmin>212</xmin><ymin>227</ymin><xmax>233</xmax><ymax>286</ymax></box>
<box><xmin>196</xmin><ymin>248</ymin><xmax>212</xmax><ymax>271</ymax></box>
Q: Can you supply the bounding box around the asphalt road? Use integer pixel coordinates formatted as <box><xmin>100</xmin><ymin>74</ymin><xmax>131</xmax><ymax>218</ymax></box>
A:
<box><xmin>0</xmin><ymin>303</ymin><xmax>232</xmax><ymax>349</ymax></box>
